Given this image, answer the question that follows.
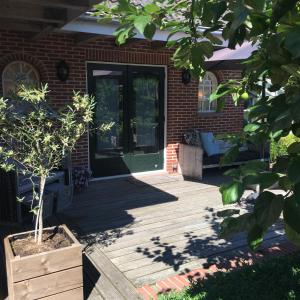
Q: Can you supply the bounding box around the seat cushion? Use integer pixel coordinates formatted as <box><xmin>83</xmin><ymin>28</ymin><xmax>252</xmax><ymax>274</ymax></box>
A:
<box><xmin>200</xmin><ymin>132</ymin><xmax>220</xmax><ymax>156</ymax></box>
<box><xmin>216</xmin><ymin>140</ymin><xmax>233</xmax><ymax>154</ymax></box>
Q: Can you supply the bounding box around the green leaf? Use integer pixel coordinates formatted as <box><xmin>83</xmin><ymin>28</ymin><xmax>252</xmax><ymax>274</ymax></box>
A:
<box><xmin>30</xmin><ymin>206</ymin><xmax>40</xmax><ymax>216</ymax></box>
<box><xmin>220</xmin><ymin>145</ymin><xmax>239</xmax><ymax>166</ymax></box>
<box><xmin>284</xmin><ymin>195</ymin><xmax>300</xmax><ymax>234</ymax></box>
<box><xmin>220</xmin><ymin>180</ymin><xmax>244</xmax><ymax>205</ymax></box>
<box><xmin>288</xmin><ymin>156</ymin><xmax>300</xmax><ymax>184</ymax></box>
<box><xmin>292</xmin><ymin>123</ymin><xmax>300</xmax><ymax>137</ymax></box>
<box><xmin>210</xmin><ymin>82</ymin><xmax>237</xmax><ymax>101</ymax></box>
<box><xmin>117</xmin><ymin>0</ymin><xmax>132</xmax><ymax>11</ymax></box>
<box><xmin>199</xmin><ymin>41</ymin><xmax>214</xmax><ymax>58</ymax></box>
<box><xmin>216</xmin><ymin>98</ymin><xmax>226</xmax><ymax>112</ymax></box>
<box><xmin>244</xmin><ymin>123</ymin><xmax>260</xmax><ymax>133</ymax></box>
<box><xmin>248</xmin><ymin>224</ymin><xmax>264</xmax><ymax>250</ymax></box>
<box><xmin>285</xmin><ymin>223</ymin><xmax>300</xmax><ymax>245</ymax></box>
<box><xmin>97</xmin><ymin>17</ymin><xmax>113</xmax><ymax>24</ymax></box>
<box><xmin>240</xmin><ymin>160</ymin><xmax>267</xmax><ymax>176</ymax></box>
<box><xmin>253</xmin><ymin>191</ymin><xmax>284</xmax><ymax>230</ymax></box>
<box><xmin>144</xmin><ymin>3</ymin><xmax>160</xmax><ymax>13</ymax></box>
<box><xmin>245</xmin><ymin>0</ymin><xmax>265</xmax><ymax>11</ymax></box>
<box><xmin>244</xmin><ymin>172</ymin><xmax>279</xmax><ymax>190</ymax></box>
<box><xmin>278</xmin><ymin>176</ymin><xmax>292</xmax><ymax>191</ymax></box>
<box><xmin>272</xmin><ymin>110</ymin><xmax>293</xmax><ymax>131</ymax></box>
<box><xmin>248</xmin><ymin>104</ymin><xmax>268</xmax><ymax>120</ymax></box>
<box><xmin>271</xmin><ymin>0</ymin><xmax>298</xmax><ymax>27</ymax></box>
<box><xmin>205</xmin><ymin>32</ymin><xmax>223</xmax><ymax>45</ymax></box>
<box><xmin>230</xmin><ymin>5</ymin><xmax>248</xmax><ymax>33</ymax></box>
<box><xmin>220</xmin><ymin>213</ymin><xmax>255</xmax><ymax>238</ymax></box>
<box><xmin>224</xmin><ymin>167</ymin><xmax>241</xmax><ymax>178</ymax></box>
<box><xmin>258</xmin><ymin>172</ymin><xmax>280</xmax><ymax>190</ymax></box>
<box><xmin>290</xmin><ymin>102</ymin><xmax>300</xmax><ymax>123</ymax></box>
<box><xmin>287</xmin><ymin>142</ymin><xmax>300</xmax><ymax>154</ymax></box>
<box><xmin>115</xmin><ymin>26</ymin><xmax>134</xmax><ymax>45</ymax></box>
<box><xmin>285</xmin><ymin>26</ymin><xmax>300</xmax><ymax>58</ymax></box>
<box><xmin>134</xmin><ymin>15</ymin><xmax>152</xmax><ymax>35</ymax></box>
<box><xmin>191</xmin><ymin>44</ymin><xmax>205</xmax><ymax>67</ymax></box>
<box><xmin>144</xmin><ymin>23</ymin><xmax>156</xmax><ymax>39</ymax></box>
<box><xmin>272</xmin><ymin>156</ymin><xmax>289</xmax><ymax>173</ymax></box>
<box><xmin>217</xmin><ymin>209</ymin><xmax>240</xmax><ymax>218</ymax></box>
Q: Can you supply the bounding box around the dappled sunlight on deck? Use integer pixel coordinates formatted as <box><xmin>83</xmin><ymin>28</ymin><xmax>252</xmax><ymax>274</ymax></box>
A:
<box><xmin>59</xmin><ymin>170</ymin><xmax>285</xmax><ymax>289</ymax></box>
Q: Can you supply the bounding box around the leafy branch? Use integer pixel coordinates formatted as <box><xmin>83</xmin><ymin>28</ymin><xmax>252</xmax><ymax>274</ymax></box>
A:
<box><xmin>93</xmin><ymin>0</ymin><xmax>300</xmax><ymax>250</ymax></box>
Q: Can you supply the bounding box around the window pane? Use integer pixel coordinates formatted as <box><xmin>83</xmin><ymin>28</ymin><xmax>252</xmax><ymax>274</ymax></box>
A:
<box><xmin>2</xmin><ymin>61</ymin><xmax>39</xmax><ymax>97</ymax></box>
<box><xmin>133</xmin><ymin>76</ymin><xmax>159</xmax><ymax>154</ymax></box>
<box><xmin>94</xmin><ymin>77</ymin><xmax>124</xmax><ymax>158</ymax></box>
<box><xmin>202</xmin><ymin>100</ymin><xmax>210</xmax><ymax>111</ymax></box>
<box><xmin>198</xmin><ymin>72</ymin><xmax>217</xmax><ymax>112</ymax></box>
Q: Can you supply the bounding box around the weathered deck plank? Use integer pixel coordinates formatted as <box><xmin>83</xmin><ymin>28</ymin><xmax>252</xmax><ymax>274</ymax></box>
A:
<box><xmin>60</xmin><ymin>171</ymin><xmax>286</xmax><ymax>289</ymax></box>
<box><xmin>88</xmin><ymin>248</ymin><xmax>140</xmax><ymax>300</ymax></box>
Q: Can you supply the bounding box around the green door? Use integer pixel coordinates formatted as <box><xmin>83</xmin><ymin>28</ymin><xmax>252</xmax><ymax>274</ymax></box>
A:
<box><xmin>87</xmin><ymin>63</ymin><xmax>165</xmax><ymax>177</ymax></box>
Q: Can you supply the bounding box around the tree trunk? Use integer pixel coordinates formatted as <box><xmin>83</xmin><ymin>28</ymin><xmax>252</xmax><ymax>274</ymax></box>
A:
<box><xmin>35</xmin><ymin>175</ymin><xmax>46</xmax><ymax>244</ymax></box>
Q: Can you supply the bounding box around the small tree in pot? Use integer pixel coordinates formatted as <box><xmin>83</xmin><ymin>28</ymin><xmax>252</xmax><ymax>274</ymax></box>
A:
<box><xmin>0</xmin><ymin>85</ymin><xmax>94</xmax><ymax>244</ymax></box>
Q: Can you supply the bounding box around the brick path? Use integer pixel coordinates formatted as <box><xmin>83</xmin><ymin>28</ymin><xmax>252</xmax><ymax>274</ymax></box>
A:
<box><xmin>137</xmin><ymin>242</ymin><xmax>298</xmax><ymax>300</ymax></box>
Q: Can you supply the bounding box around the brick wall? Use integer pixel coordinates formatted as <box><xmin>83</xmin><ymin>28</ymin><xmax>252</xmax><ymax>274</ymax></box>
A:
<box><xmin>0</xmin><ymin>30</ymin><xmax>243</xmax><ymax>175</ymax></box>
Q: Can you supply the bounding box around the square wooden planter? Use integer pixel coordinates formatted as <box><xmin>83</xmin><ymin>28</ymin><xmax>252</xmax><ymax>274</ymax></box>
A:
<box><xmin>178</xmin><ymin>144</ymin><xmax>203</xmax><ymax>180</ymax></box>
<box><xmin>4</xmin><ymin>225</ymin><xmax>83</xmax><ymax>300</ymax></box>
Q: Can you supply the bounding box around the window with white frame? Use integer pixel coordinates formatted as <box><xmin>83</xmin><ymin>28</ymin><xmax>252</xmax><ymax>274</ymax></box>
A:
<box><xmin>2</xmin><ymin>61</ymin><xmax>40</xmax><ymax>98</ymax></box>
<box><xmin>198</xmin><ymin>71</ymin><xmax>218</xmax><ymax>113</ymax></box>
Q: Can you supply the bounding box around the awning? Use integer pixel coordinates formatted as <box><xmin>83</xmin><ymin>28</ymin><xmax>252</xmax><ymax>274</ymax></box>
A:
<box><xmin>206</xmin><ymin>42</ymin><xmax>258</xmax><ymax>70</ymax></box>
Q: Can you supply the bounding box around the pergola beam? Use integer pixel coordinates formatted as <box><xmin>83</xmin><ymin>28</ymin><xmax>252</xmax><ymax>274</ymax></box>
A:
<box><xmin>7</xmin><ymin>0</ymin><xmax>100</xmax><ymax>10</ymax></box>
<box><xmin>0</xmin><ymin>5</ymin><xmax>66</xmax><ymax>25</ymax></box>
<box><xmin>0</xmin><ymin>0</ymin><xmax>101</xmax><ymax>36</ymax></box>
<box><xmin>0</xmin><ymin>21</ymin><xmax>50</xmax><ymax>33</ymax></box>
<box><xmin>29</xmin><ymin>25</ymin><xmax>56</xmax><ymax>40</ymax></box>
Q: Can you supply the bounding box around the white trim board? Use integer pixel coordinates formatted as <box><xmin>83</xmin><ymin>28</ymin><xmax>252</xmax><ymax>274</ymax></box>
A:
<box><xmin>62</xmin><ymin>16</ymin><xmax>228</xmax><ymax>46</ymax></box>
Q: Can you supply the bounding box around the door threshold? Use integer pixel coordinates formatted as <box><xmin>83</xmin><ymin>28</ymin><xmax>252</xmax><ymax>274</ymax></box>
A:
<box><xmin>90</xmin><ymin>170</ymin><xmax>168</xmax><ymax>182</ymax></box>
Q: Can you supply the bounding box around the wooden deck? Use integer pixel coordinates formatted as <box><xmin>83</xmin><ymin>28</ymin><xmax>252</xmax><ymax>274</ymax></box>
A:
<box><xmin>0</xmin><ymin>170</ymin><xmax>285</xmax><ymax>300</ymax></box>
<box><xmin>58</xmin><ymin>170</ymin><xmax>285</xmax><ymax>298</ymax></box>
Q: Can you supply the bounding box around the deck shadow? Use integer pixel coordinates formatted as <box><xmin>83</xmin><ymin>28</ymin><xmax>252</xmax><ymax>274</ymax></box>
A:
<box><xmin>59</xmin><ymin>175</ymin><xmax>180</xmax><ymax>249</ymax></box>
<box><xmin>134</xmin><ymin>195</ymin><xmax>285</xmax><ymax>275</ymax></box>
<box><xmin>83</xmin><ymin>253</ymin><xmax>101</xmax><ymax>299</ymax></box>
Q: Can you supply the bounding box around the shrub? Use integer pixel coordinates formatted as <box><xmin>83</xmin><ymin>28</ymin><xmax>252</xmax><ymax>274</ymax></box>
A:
<box><xmin>270</xmin><ymin>133</ymin><xmax>300</xmax><ymax>163</ymax></box>
<box><xmin>159</xmin><ymin>252</ymin><xmax>300</xmax><ymax>300</ymax></box>
<box><xmin>0</xmin><ymin>85</ymin><xmax>94</xmax><ymax>244</ymax></box>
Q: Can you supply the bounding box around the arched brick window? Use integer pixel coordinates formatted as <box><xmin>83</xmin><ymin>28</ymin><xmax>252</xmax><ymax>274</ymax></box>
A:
<box><xmin>2</xmin><ymin>61</ymin><xmax>40</xmax><ymax>97</ymax></box>
<box><xmin>198</xmin><ymin>71</ymin><xmax>218</xmax><ymax>113</ymax></box>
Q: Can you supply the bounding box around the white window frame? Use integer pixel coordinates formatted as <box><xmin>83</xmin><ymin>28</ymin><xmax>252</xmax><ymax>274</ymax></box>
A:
<box><xmin>198</xmin><ymin>71</ymin><xmax>218</xmax><ymax>113</ymax></box>
<box><xmin>2</xmin><ymin>61</ymin><xmax>40</xmax><ymax>98</ymax></box>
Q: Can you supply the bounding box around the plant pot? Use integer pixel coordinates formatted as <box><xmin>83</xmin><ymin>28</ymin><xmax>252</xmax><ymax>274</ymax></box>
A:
<box><xmin>4</xmin><ymin>225</ymin><xmax>83</xmax><ymax>300</ymax></box>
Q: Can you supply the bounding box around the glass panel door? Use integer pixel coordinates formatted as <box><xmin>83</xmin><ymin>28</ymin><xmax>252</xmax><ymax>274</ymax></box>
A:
<box><xmin>88</xmin><ymin>64</ymin><xmax>131</xmax><ymax>177</ymax></box>
<box><xmin>132</xmin><ymin>76</ymin><xmax>159</xmax><ymax>154</ymax></box>
<box><xmin>88</xmin><ymin>63</ymin><xmax>164</xmax><ymax>177</ymax></box>
<box><xmin>128</xmin><ymin>66</ymin><xmax>165</xmax><ymax>173</ymax></box>
<box><xmin>94</xmin><ymin>73</ymin><xmax>124</xmax><ymax>158</ymax></box>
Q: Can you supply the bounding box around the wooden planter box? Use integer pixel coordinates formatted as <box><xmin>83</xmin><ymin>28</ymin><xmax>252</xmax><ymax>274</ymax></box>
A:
<box><xmin>178</xmin><ymin>144</ymin><xmax>203</xmax><ymax>180</ymax></box>
<box><xmin>4</xmin><ymin>225</ymin><xmax>83</xmax><ymax>300</ymax></box>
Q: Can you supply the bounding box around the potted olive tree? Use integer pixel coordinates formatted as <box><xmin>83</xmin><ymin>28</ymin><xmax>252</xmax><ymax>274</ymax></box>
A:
<box><xmin>1</xmin><ymin>85</ymin><xmax>94</xmax><ymax>299</ymax></box>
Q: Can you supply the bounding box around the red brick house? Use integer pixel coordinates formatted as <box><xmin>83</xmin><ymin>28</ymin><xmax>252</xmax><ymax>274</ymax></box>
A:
<box><xmin>0</xmin><ymin>3</ymin><xmax>244</xmax><ymax>178</ymax></box>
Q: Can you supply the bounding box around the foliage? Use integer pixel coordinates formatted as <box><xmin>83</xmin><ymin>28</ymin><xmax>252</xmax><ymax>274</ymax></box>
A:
<box><xmin>0</xmin><ymin>85</ymin><xmax>94</xmax><ymax>244</ymax></box>
<box><xmin>270</xmin><ymin>133</ymin><xmax>300</xmax><ymax>163</ymax></box>
<box><xmin>159</xmin><ymin>253</ymin><xmax>300</xmax><ymax>300</ymax></box>
<box><xmin>93</xmin><ymin>0</ymin><xmax>300</xmax><ymax>249</ymax></box>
